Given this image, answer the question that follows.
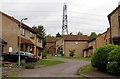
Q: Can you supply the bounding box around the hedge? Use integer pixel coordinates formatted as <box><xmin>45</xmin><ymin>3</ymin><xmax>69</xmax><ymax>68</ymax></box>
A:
<box><xmin>107</xmin><ymin>46</ymin><xmax>120</xmax><ymax>75</ymax></box>
<box><xmin>91</xmin><ymin>45</ymin><xmax>116</xmax><ymax>71</ymax></box>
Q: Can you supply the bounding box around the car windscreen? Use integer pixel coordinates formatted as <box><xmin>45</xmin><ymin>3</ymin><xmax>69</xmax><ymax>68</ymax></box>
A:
<box><xmin>24</xmin><ymin>52</ymin><xmax>34</xmax><ymax>56</ymax></box>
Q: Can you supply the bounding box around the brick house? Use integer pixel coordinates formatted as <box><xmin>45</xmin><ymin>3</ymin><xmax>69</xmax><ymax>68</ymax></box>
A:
<box><xmin>46</xmin><ymin>38</ymin><xmax>60</xmax><ymax>56</ymax></box>
<box><xmin>83</xmin><ymin>28</ymin><xmax>110</xmax><ymax>57</ymax></box>
<box><xmin>0</xmin><ymin>11</ymin><xmax>43</xmax><ymax>58</ymax></box>
<box><xmin>56</xmin><ymin>38</ymin><xmax>63</xmax><ymax>55</ymax></box>
<box><xmin>83</xmin><ymin>38</ymin><xmax>96</xmax><ymax>57</ymax></box>
<box><xmin>108</xmin><ymin>5</ymin><xmax>120</xmax><ymax>45</ymax></box>
<box><xmin>63</xmin><ymin>35</ymin><xmax>88</xmax><ymax>57</ymax></box>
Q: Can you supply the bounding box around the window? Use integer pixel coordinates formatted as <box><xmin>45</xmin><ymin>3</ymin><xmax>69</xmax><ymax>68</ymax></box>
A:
<box><xmin>38</xmin><ymin>38</ymin><xmax>41</xmax><ymax>43</ymax></box>
<box><xmin>30</xmin><ymin>32</ymin><xmax>34</xmax><ymax>38</ymax></box>
<box><xmin>20</xmin><ymin>28</ymin><xmax>25</xmax><ymax>36</ymax></box>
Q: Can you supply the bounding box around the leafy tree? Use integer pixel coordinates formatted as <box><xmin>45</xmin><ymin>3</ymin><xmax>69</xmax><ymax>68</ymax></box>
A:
<box><xmin>55</xmin><ymin>32</ymin><xmax>62</xmax><ymax>38</ymax></box>
<box><xmin>32</xmin><ymin>25</ymin><xmax>46</xmax><ymax>38</ymax></box>
<box><xmin>70</xmin><ymin>32</ymin><xmax>73</xmax><ymax>35</ymax></box>
<box><xmin>32</xmin><ymin>25</ymin><xmax>46</xmax><ymax>48</ymax></box>
<box><xmin>77</xmin><ymin>32</ymin><xmax>83</xmax><ymax>35</ymax></box>
<box><xmin>89</xmin><ymin>32</ymin><xmax>97</xmax><ymax>40</ymax></box>
<box><xmin>46</xmin><ymin>34</ymin><xmax>55</xmax><ymax>38</ymax></box>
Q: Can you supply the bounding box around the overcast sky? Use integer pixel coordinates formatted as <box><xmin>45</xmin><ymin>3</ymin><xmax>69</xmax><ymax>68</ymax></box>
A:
<box><xmin>1</xmin><ymin>0</ymin><xmax>120</xmax><ymax>36</ymax></box>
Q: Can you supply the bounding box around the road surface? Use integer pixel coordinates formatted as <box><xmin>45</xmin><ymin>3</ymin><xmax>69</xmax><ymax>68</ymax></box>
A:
<box><xmin>18</xmin><ymin>57</ymin><xmax>90</xmax><ymax>77</ymax></box>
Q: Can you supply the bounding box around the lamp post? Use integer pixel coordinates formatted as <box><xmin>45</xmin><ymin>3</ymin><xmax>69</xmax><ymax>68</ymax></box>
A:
<box><xmin>18</xmin><ymin>18</ymin><xmax>28</xmax><ymax>66</ymax></box>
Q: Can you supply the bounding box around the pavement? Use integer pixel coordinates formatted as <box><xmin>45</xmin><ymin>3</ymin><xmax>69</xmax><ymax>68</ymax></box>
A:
<box><xmin>80</xmin><ymin>68</ymin><xmax>120</xmax><ymax>79</ymax></box>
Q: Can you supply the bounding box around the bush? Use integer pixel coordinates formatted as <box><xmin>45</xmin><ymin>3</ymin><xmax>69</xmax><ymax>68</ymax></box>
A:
<box><xmin>69</xmin><ymin>49</ymin><xmax>76</xmax><ymax>57</ymax></box>
<box><xmin>108</xmin><ymin>46</ymin><xmax>120</xmax><ymax>63</ymax></box>
<box><xmin>24</xmin><ymin>63</ymin><xmax>36</xmax><ymax>69</ymax></box>
<box><xmin>107</xmin><ymin>46</ymin><xmax>120</xmax><ymax>75</ymax></box>
<box><xmin>107</xmin><ymin>63</ymin><xmax>120</xmax><ymax>75</ymax></box>
<box><xmin>42</xmin><ymin>51</ymin><xmax>47</xmax><ymax>59</ymax></box>
<box><xmin>91</xmin><ymin>45</ymin><xmax>116</xmax><ymax>71</ymax></box>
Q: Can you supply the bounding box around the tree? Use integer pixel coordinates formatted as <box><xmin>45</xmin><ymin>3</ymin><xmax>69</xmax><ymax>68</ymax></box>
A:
<box><xmin>55</xmin><ymin>32</ymin><xmax>62</xmax><ymax>38</ymax></box>
<box><xmin>70</xmin><ymin>32</ymin><xmax>73</xmax><ymax>35</ymax></box>
<box><xmin>46</xmin><ymin>34</ymin><xmax>55</xmax><ymax>38</ymax></box>
<box><xmin>89</xmin><ymin>32</ymin><xmax>97</xmax><ymax>40</ymax></box>
<box><xmin>32</xmin><ymin>25</ymin><xmax>46</xmax><ymax>38</ymax></box>
<box><xmin>32</xmin><ymin>25</ymin><xmax>46</xmax><ymax>48</ymax></box>
<box><xmin>77</xmin><ymin>32</ymin><xmax>83</xmax><ymax>35</ymax></box>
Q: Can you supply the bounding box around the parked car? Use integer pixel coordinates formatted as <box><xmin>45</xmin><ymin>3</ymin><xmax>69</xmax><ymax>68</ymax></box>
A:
<box><xmin>2</xmin><ymin>51</ymin><xmax>38</xmax><ymax>63</ymax></box>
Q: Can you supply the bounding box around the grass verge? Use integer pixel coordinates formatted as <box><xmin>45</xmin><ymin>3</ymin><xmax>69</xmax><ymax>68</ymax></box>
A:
<box><xmin>5</xmin><ymin>72</ymin><xmax>22</xmax><ymax>77</ymax></box>
<box><xmin>56</xmin><ymin>56</ymin><xmax>91</xmax><ymax>61</ymax></box>
<box><xmin>37</xmin><ymin>59</ymin><xmax>64</xmax><ymax>66</ymax></box>
<box><xmin>80</xmin><ymin>64</ymin><xmax>95</xmax><ymax>73</ymax></box>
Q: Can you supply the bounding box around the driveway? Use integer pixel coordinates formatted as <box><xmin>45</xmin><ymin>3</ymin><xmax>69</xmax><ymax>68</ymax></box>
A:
<box><xmin>17</xmin><ymin>57</ymin><xmax>90</xmax><ymax>77</ymax></box>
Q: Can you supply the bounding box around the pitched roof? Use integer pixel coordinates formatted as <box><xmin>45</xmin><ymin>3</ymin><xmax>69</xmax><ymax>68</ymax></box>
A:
<box><xmin>0</xmin><ymin>11</ymin><xmax>36</xmax><ymax>33</ymax></box>
<box><xmin>46</xmin><ymin>38</ymin><xmax>60</xmax><ymax>43</ymax></box>
<box><xmin>108</xmin><ymin>5</ymin><xmax>120</xmax><ymax>17</ymax></box>
<box><xmin>63</xmin><ymin>35</ymin><xmax>88</xmax><ymax>41</ymax></box>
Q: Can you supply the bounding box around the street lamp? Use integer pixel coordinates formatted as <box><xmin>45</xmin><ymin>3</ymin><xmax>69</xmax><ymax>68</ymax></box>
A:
<box><xmin>18</xmin><ymin>18</ymin><xmax>28</xmax><ymax>66</ymax></box>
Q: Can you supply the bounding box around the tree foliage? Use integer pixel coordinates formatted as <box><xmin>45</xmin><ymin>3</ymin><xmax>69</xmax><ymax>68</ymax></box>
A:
<box><xmin>77</xmin><ymin>32</ymin><xmax>83</xmax><ymax>35</ymax></box>
<box><xmin>32</xmin><ymin>25</ymin><xmax>46</xmax><ymax>38</ymax></box>
<box><xmin>32</xmin><ymin>25</ymin><xmax>46</xmax><ymax>48</ymax></box>
<box><xmin>89</xmin><ymin>32</ymin><xmax>97</xmax><ymax>40</ymax></box>
<box><xmin>55</xmin><ymin>32</ymin><xmax>62</xmax><ymax>38</ymax></box>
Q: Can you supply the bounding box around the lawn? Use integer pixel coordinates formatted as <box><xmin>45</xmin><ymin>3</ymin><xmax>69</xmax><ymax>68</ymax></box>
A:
<box><xmin>56</xmin><ymin>56</ymin><xmax>91</xmax><ymax>61</ymax></box>
<box><xmin>37</xmin><ymin>59</ymin><xmax>64</xmax><ymax>66</ymax></box>
<box><xmin>79</xmin><ymin>64</ymin><xmax>95</xmax><ymax>73</ymax></box>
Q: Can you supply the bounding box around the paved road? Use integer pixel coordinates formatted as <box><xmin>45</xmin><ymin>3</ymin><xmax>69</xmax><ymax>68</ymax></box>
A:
<box><xmin>18</xmin><ymin>57</ymin><xmax>90</xmax><ymax>77</ymax></box>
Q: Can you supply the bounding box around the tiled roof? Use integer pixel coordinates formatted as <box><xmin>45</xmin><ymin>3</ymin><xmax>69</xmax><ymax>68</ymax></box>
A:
<box><xmin>0</xmin><ymin>11</ymin><xmax>36</xmax><ymax>33</ymax></box>
<box><xmin>46</xmin><ymin>38</ymin><xmax>60</xmax><ymax>43</ymax></box>
<box><xmin>63</xmin><ymin>35</ymin><xmax>88</xmax><ymax>41</ymax></box>
<box><xmin>108</xmin><ymin>5</ymin><xmax>120</xmax><ymax>17</ymax></box>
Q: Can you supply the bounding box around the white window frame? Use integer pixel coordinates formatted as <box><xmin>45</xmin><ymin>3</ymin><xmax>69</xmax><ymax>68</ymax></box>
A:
<box><xmin>20</xmin><ymin>28</ymin><xmax>25</xmax><ymax>36</ymax></box>
<box><xmin>30</xmin><ymin>32</ymin><xmax>34</xmax><ymax>38</ymax></box>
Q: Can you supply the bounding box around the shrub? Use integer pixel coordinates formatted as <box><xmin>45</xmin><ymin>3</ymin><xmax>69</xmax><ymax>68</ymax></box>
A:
<box><xmin>69</xmin><ymin>49</ymin><xmax>76</xmax><ymax>57</ymax></box>
<box><xmin>24</xmin><ymin>63</ymin><xmax>36</xmax><ymax>69</ymax></box>
<box><xmin>108</xmin><ymin>46</ymin><xmax>120</xmax><ymax>63</ymax></box>
<box><xmin>107</xmin><ymin>63</ymin><xmax>120</xmax><ymax>75</ymax></box>
<box><xmin>107</xmin><ymin>46</ymin><xmax>120</xmax><ymax>75</ymax></box>
<box><xmin>91</xmin><ymin>45</ymin><xmax>116</xmax><ymax>71</ymax></box>
<box><xmin>42</xmin><ymin>51</ymin><xmax>47</xmax><ymax>59</ymax></box>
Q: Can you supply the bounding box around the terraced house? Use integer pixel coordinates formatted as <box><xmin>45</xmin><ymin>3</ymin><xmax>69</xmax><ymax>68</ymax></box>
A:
<box><xmin>108</xmin><ymin>5</ymin><xmax>120</xmax><ymax>45</ymax></box>
<box><xmin>0</xmin><ymin>11</ymin><xmax>43</xmax><ymax>58</ymax></box>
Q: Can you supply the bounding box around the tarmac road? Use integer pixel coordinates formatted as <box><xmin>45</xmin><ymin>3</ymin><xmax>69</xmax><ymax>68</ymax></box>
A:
<box><xmin>17</xmin><ymin>57</ymin><xmax>90</xmax><ymax>77</ymax></box>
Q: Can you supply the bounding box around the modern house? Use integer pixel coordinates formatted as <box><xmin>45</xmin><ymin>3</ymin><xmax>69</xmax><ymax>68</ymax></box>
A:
<box><xmin>46</xmin><ymin>38</ymin><xmax>60</xmax><ymax>56</ymax></box>
<box><xmin>83</xmin><ymin>28</ymin><xmax>110</xmax><ymax>57</ymax></box>
<box><xmin>63</xmin><ymin>35</ymin><xmax>88</xmax><ymax>57</ymax></box>
<box><xmin>83</xmin><ymin>38</ymin><xmax>96</xmax><ymax>57</ymax></box>
<box><xmin>0</xmin><ymin>11</ymin><xmax>43</xmax><ymax>58</ymax></box>
<box><xmin>46</xmin><ymin>35</ymin><xmax>88</xmax><ymax>57</ymax></box>
<box><xmin>108</xmin><ymin>5</ymin><xmax>120</xmax><ymax>45</ymax></box>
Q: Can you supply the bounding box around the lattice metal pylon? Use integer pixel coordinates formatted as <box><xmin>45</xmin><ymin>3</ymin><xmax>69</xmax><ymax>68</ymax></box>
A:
<box><xmin>62</xmin><ymin>3</ymin><xmax>68</xmax><ymax>35</ymax></box>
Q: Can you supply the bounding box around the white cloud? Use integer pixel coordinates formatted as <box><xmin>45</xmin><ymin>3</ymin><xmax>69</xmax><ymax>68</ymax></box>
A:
<box><xmin>1</xmin><ymin>0</ymin><xmax>120</xmax><ymax>36</ymax></box>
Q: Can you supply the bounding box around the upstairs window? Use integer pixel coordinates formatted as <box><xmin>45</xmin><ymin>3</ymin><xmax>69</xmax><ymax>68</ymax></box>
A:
<box><xmin>20</xmin><ymin>28</ymin><xmax>25</xmax><ymax>36</ymax></box>
<box><xmin>38</xmin><ymin>38</ymin><xmax>41</xmax><ymax>43</ymax></box>
<box><xmin>30</xmin><ymin>32</ymin><xmax>34</xmax><ymax>39</ymax></box>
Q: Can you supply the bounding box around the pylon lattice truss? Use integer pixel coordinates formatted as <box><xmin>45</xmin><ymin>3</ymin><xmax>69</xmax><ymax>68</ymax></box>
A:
<box><xmin>62</xmin><ymin>3</ymin><xmax>68</xmax><ymax>35</ymax></box>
